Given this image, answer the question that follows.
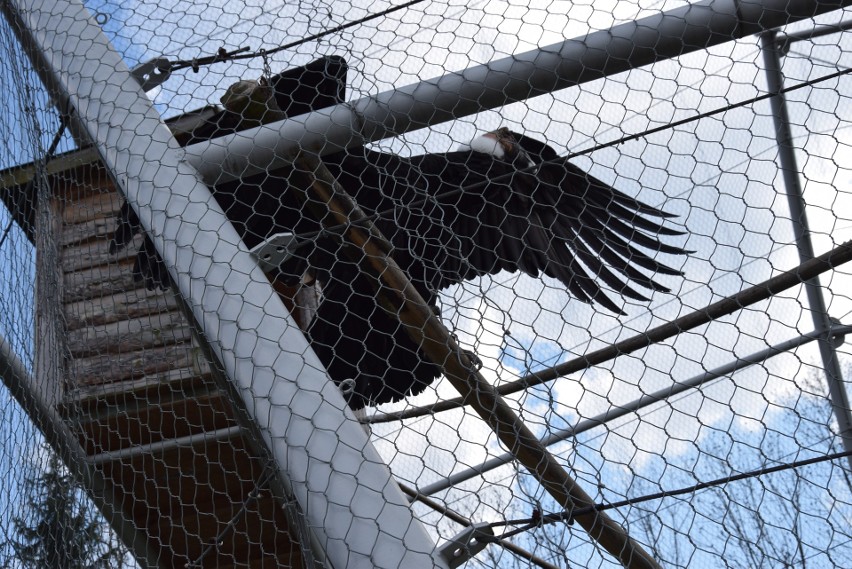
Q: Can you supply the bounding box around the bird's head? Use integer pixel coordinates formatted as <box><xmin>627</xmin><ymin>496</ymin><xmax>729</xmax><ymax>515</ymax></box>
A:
<box><xmin>459</xmin><ymin>127</ymin><xmax>536</xmax><ymax>168</ymax></box>
<box><xmin>220</xmin><ymin>79</ymin><xmax>284</xmax><ymax>125</ymax></box>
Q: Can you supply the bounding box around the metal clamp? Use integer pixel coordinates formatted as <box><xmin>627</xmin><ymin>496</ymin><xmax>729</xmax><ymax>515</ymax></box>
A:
<box><xmin>130</xmin><ymin>57</ymin><xmax>171</xmax><ymax>92</ymax></box>
<box><xmin>829</xmin><ymin>317</ymin><xmax>848</xmax><ymax>348</ymax></box>
<box><xmin>437</xmin><ymin>523</ymin><xmax>494</xmax><ymax>568</ymax></box>
<box><xmin>249</xmin><ymin>232</ymin><xmax>301</xmax><ymax>273</ymax></box>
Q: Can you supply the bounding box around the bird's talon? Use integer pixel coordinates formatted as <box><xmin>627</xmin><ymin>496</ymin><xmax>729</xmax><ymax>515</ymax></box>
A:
<box><xmin>464</xmin><ymin>349</ymin><xmax>483</xmax><ymax>371</ymax></box>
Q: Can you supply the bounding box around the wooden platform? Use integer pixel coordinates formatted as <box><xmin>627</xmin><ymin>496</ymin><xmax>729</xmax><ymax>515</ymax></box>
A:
<box><xmin>51</xmin><ymin>163</ymin><xmax>310</xmax><ymax>568</ymax></box>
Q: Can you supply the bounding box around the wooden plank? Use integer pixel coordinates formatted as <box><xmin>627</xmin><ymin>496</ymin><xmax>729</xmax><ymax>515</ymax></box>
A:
<box><xmin>215</xmin><ymin>496</ymin><xmax>304</xmax><ymax>569</ymax></box>
<box><xmin>101</xmin><ymin>436</ymin><xmax>258</xmax><ymax>540</ymax></box>
<box><xmin>70</xmin><ymin>341</ymin><xmax>200</xmax><ymax>386</ymax></box>
<box><xmin>35</xmin><ymin>183</ymin><xmax>67</xmax><ymax>407</ymax></box>
<box><xmin>63</xmin><ymin>260</ymin><xmax>142</xmax><ymax>302</ymax></box>
<box><xmin>60</xmin><ymin>214</ymin><xmax>118</xmax><ymax>248</ymax></box>
<box><xmin>62</xmin><ymin>187</ymin><xmax>122</xmax><ymax>225</ymax></box>
<box><xmin>54</xmin><ymin>170</ymin><xmax>115</xmax><ymax>207</ymax></box>
<box><xmin>0</xmin><ymin>108</ymin><xmax>218</xmax><ymax>194</ymax></box>
<box><xmin>64</xmin><ymin>286</ymin><xmax>178</xmax><ymax>331</ymax></box>
<box><xmin>67</xmin><ymin>310</ymin><xmax>192</xmax><ymax>358</ymax></box>
<box><xmin>64</xmin><ymin>369</ymin><xmax>219</xmax><ymax>426</ymax></box>
<box><xmin>97</xmin><ymin>436</ymin><xmax>301</xmax><ymax>569</ymax></box>
<box><xmin>62</xmin><ymin>232</ymin><xmax>141</xmax><ymax>275</ymax></box>
<box><xmin>0</xmin><ymin>146</ymin><xmax>100</xmax><ymax>193</ymax></box>
<box><xmin>102</xmin><ymin>434</ymin><xmax>263</xmax><ymax>506</ymax></box>
<box><xmin>173</xmin><ymin>474</ymin><xmax>300</xmax><ymax>568</ymax></box>
<box><xmin>60</xmin><ymin>366</ymin><xmax>212</xmax><ymax>415</ymax></box>
<box><xmin>74</xmin><ymin>390</ymin><xmax>238</xmax><ymax>455</ymax></box>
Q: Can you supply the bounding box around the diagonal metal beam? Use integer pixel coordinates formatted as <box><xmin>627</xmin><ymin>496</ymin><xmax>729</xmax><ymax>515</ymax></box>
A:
<box><xmin>414</xmin><ymin>325</ymin><xmax>852</xmax><ymax>497</ymax></box>
<box><xmin>374</xmin><ymin>241</ymin><xmax>852</xmax><ymax>420</ymax></box>
<box><xmin>1</xmin><ymin>3</ymin><xmax>445</xmax><ymax>568</ymax></box>
<box><xmin>0</xmin><ymin>333</ymin><xmax>163</xmax><ymax>568</ymax></box>
<box><xmin>181</xmin><ymin>0</ymin><xmax>852</xmax><ymax>185</ymax></box>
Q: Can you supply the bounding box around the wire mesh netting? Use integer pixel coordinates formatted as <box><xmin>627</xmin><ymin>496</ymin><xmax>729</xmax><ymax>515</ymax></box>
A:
<box><xmin>0</xmin><ymin>0</ymin><xmax>851</xmax><ymax>568</ymax></box>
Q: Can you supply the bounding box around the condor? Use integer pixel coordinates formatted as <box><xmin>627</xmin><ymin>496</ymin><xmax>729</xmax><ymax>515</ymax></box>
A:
<box><xmin>112</xmin><ymin>128</ymin><xmax>688</xmax><ymax>408</ymax></box>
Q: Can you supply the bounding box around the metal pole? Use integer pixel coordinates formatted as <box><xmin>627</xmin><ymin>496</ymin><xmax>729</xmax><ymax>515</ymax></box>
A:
<box><xmin>182</xmin><ymin>0</ymin><xmax>852</xmax><ymax>185</ymax></box>
<box><xmin>761</xmin><ymin>30</ymin><xmax>852</xmax><ymax>470</ymax></box>
<box><xmin>780</xmin><ymin>18</ymin><xmax>852</xmax><ymax>43</ymax></box>
<box><xmin>416</xmin><ymin>325</ymin><xmax>852</xmax><ymax>497</ymax></box>
<box><xmin>0</xmin><ymin>3</ymin><xmax>446</xmax><ymax>568</ymax></box>
<box><xmin>85</xmin><ymin>426</ymin><xmax>245</xmax><ymax>465</ymax></box>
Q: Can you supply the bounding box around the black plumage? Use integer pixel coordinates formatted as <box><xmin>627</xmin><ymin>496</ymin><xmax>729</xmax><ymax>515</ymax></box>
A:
<box><xmin>176</xmin><ymin>55</ymin><xmax>348</xmax><ymax>144</ymax></box>
<box><xmin>111</xmin><ymin>128</ymin><xmax>687</xmax><ymax>408</ymax></box>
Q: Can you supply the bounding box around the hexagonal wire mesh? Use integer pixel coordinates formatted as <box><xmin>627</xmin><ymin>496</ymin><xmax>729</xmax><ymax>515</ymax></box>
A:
<box><xmin>0</xmin><ymin>0</ymin><xmax>851</xmax><ymax>568</ymax></box>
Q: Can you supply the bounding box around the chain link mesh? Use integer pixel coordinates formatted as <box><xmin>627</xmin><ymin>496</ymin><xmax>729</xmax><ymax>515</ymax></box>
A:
<box><xmin>0</xmin><ymin>1</ymin><xmax>851</xmax><ymax>568</ymax></box>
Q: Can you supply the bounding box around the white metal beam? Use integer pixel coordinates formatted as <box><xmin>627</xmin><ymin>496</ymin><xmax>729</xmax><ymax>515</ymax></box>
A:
<box><xmin>0</xmin><ymin>3</ymin><xmax>446</xmax><ymax>569</ymax></box>
<box><xmin>182</xmin><ymin>0</ymin><xmax>852</xmax><ymax>184</ymax></box>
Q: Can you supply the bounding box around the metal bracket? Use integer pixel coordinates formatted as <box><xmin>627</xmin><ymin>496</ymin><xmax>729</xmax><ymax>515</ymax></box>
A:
<box><xmin>130</xmin><ymin>57</ymin><xmax>171</xmax><ymax>92</ymax></box>
<box><xmin>249</xmin><ymin>232</ymin><xmax>300</xmax><ymax>273</ymax></box>
<box><xmin>437</xmin><ymin>523</ymin><xmax>494</xmax><ymax>568</ymax></box>
<box><xmin>830</xmin><ymin>317</ymin><xmax>847</xmax><ymax>348</ymax></box>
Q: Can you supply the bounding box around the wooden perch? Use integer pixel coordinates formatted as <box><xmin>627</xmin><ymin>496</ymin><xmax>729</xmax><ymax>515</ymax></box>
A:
<box><xmin>293</xmin><ymin>152</ymin><xmax>663</xmax><ymax>569</ymax></box>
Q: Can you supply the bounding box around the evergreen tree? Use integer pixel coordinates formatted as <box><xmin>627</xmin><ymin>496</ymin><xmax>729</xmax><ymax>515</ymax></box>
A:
<box><xmin>1</xmin><ymin>444</ymin><xmax>129</xmax><ymax>568</ymax></box>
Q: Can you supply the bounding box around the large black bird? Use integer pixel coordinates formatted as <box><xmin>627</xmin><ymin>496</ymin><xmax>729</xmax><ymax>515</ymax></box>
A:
<box><xmin>111</xmin><ymin>128</ymin><xmax>688</xmax><ymax>408</ymax></box>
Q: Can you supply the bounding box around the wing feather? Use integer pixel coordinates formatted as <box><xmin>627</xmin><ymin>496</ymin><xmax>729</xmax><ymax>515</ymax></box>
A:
<box><xmin>110</xmin><ymin>132</ymin><xmax>689</xmax><ymax>407</ymax></box>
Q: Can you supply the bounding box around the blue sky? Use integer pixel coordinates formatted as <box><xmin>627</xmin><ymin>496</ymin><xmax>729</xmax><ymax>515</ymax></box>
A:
<box><xmin>1</xmin><ymin>1</ymin><xmax>852</xmax><ymax>567</ymax></box>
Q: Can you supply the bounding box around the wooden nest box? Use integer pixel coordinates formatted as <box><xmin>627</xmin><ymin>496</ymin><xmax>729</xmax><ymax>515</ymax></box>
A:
<box><xmin>0</xmin><ymin>56</ymin><xmax>348</xmax><ymax>568</ymax></box>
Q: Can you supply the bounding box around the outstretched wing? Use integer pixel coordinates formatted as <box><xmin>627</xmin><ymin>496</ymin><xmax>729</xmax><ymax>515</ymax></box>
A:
<box><xmin>521</xmin><ymin>159</ymin><xmax>687</xmax><ymax>313</ymax></box>
<box><xmin>109</xmin><ymin>134</ymin><xmax>688</xmax><ymax>408</ymax></box>
<box><xmin>324</xmin><ymin>145</ymin><xmax>688</xmax><ymax>314</ymax></box>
